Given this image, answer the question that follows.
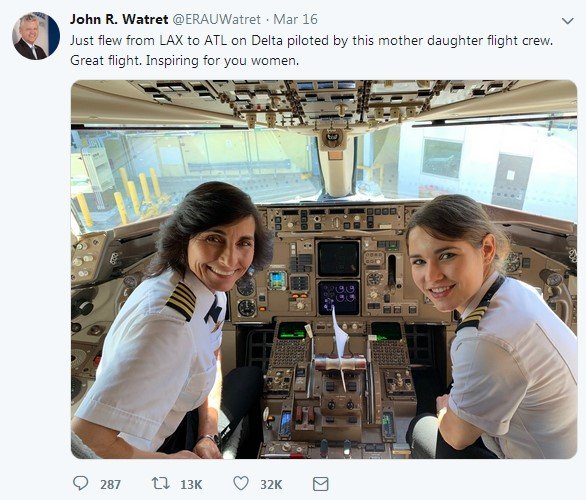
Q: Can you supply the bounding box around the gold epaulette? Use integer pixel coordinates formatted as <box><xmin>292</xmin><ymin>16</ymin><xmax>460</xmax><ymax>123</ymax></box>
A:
<box><xmin>455</xmin><ymin>275</ymin><xmax>506</xmax><ymax>334</ymax></box>
<box><xmin>165</xmin><ymin>282</ymin><xmax>196</xmax><ymax>321</ymax></box>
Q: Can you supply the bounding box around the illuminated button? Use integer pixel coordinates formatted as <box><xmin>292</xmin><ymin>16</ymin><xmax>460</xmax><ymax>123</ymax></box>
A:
<box><xmin>76</xmin><ymin>242</ymin><xmax>88</xmax><ymax>250</ymax></box>
<box><xmin>408</xmin><ymin>306</ymin><xmax>417</xmax><ymax>314</ymax></box>
<box><xmin>393</xmin><ymin>306</ymin><xmax>402</xmax><ymax>314</ymax></box>
<box><xmin>72</xmin><ymin>258</ymin><xmax>83</xmax><ymax>267</ymax></box>
<box><xmin>82</xmin><ymin>255</ymin><xmax>94</xmax><ymax>262</ymax></box>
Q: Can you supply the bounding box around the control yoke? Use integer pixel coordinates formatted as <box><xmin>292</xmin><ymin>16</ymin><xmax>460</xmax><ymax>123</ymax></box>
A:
<box><xmin>539</xmin><ymin>269</ymin><xmax>573</xmax><ymax>326</ymax></box>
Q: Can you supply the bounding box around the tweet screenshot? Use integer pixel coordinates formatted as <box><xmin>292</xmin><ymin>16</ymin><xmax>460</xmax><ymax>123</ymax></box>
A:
<box><xmin>4</xmin><ymin>0</ymin><xmax>582</xmax><ymax>498</ymax></box>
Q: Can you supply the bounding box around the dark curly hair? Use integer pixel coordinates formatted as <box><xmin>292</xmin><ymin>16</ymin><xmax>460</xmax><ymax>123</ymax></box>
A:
<box><xmin>148</xmin><ymin>182</ymin><xmax>273</xmax><ymax>278</ymax></box>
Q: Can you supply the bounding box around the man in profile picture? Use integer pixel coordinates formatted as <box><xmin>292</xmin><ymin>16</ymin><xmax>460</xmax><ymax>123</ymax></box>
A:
<box><xmin>14</xmin><ymin>14</ymin><xmax>47</xmax><ymax>60</ymax></box>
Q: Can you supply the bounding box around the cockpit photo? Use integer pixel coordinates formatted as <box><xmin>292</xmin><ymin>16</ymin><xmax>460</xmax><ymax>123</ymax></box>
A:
<box><xmin>70</xmin><ymin>79</ymin><xmax>577</xmax><ymax>460</ymax></box>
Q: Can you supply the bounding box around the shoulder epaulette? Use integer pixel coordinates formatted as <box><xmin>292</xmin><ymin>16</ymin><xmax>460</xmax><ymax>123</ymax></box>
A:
<box><xmin>165</xmin><ymin>282</ymin><xmax>196</xmax><ymax>321</ymax></box>
<box><xmin>455</xmin><ymin>274</ymin><xmax>506</xmax><ymax>334</ymax></box>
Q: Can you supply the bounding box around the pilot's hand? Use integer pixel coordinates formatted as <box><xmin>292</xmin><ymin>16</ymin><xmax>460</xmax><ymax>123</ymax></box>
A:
<box><xmin>166</xmin><ymin>450</ymin><xmax>201</xmax><ymax>459</ymax></box>
<box><xmin>194</xmin><ymin>438</ymin><xmax>223</xmax><ymax>459</ymax></box>
<box><xmin>436</xmin><ymin>394</ymin><xmax>450</xmax><ymax>414</ymax></box>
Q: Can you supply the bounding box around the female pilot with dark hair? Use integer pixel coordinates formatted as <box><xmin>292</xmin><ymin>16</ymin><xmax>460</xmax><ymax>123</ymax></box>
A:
<box><xmin>405</xmin><ymin>194</ymin><xmax>576</xmax><ymax>459</ymax></box>
<box><xmin>72</xmin><ymin>182</ymin><xmax>273</xmax><ymax>458</ymax></box>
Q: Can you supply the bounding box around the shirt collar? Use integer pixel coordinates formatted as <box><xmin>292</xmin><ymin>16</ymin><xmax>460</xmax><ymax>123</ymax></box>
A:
<box><xmin>182</xmin><ymin>269</ymin><xmax>217</xmax><ymax>313</ymax></box>
<box><xmin>459</xmin><ymin>270</ymin><xmax>500</xmax><ymax>320</ymax></box>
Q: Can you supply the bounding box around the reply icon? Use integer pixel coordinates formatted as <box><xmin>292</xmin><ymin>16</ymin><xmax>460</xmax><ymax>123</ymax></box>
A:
<box><xmin>73</xmin><ymin>476</ymin><xmax>89</xmax><ymax>491</ymax></box>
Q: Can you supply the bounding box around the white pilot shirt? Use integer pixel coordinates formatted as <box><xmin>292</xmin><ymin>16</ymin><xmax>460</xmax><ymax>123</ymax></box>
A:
<box><xmin>449</xmin><ymin>271</ymin><xmax>577</xmax><ymax>458</ymax></box>
<box><xmin>75</xmin><ymin>268</ymin><xmax>226</xmax><ymax>451</ymax></box>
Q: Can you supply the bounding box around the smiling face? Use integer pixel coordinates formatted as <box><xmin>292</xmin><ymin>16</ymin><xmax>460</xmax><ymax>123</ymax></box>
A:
<box><xmin>187</xmin><ymin>216</ymin><xmax>256</xmax><ymax>292</ymax></box>
<box><xmin>20</xmin><ymin>19</ymin><xmax>39</xmax><ymax>45</ymax></box>
<box><xmin>408</xmin><ymin>226</ymin><xmax>495</xmax><ymax>314</ymax></box>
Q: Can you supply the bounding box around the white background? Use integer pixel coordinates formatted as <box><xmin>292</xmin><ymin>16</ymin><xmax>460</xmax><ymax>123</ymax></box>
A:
<box><xmin>3</xmin><ymin>0</ymin><xmax>583</xmax><ymax>498</ymax></box>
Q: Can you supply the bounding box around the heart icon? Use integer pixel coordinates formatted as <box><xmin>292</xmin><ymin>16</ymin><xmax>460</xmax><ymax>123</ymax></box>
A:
<box><xmin>233</xmin><ymin>476</ymin><xmax>249</xmax><ymax>490</ymax></box>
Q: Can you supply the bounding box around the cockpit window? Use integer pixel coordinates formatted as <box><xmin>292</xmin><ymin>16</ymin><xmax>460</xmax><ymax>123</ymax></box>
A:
<box><xmin>71</xmin><ymin>117</ymin><xmax>577</xmax><ymax>234</ymax></box>
<box><xmin>71</xmin><ymin>129</ymin><xmax>321</xmax><ymax>233</ymax></box>
<box><xmin>355</xmin><ymin>119</ymin><xmax>577</xmax><ymax>222</ymax></box>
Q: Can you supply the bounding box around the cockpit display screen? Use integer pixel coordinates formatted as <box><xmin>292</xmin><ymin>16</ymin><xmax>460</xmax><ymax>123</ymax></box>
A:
<box><xmin>371</xmin><ymin>322</ymin><xmax>402</xmax><ymax>341</ymax></box>
<box><xmin>317</xmin><ymin>240</ymin><xmax>360</xmax><ymax>277</ymax></box>
<box><xmin>318</xmin><ymin>280</ymin><xmax>360</xmax><ymax>315</ymax></box>
<box><xmin>268</xmin><ymin>270</ymin><xmax>287</xmax><ymax>290</ymax></box>
<box><xmin>278</xmin><ymin>322</ymin><xmax>307</xmax><ymax>339</ymax></box>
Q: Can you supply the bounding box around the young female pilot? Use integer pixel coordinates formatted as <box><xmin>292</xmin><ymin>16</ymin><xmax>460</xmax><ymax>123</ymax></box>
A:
<box><xmin>72</xmin><ymin>182</ymin><xmax>273</xmax><ymax>458</ymax></box>
<box><xmin>406</xmin><ymin>194</ymin><xmax>576</xmax><ymax>458</ymax></box>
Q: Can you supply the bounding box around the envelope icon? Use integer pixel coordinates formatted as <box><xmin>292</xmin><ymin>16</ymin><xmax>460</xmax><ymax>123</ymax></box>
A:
<box><xmin>313</xmin><ymin>476</ymin><xmax>329</xmax><ymax>491</ymax></box>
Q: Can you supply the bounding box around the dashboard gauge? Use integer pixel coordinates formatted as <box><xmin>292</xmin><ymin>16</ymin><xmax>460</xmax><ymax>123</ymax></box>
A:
<box><xmin>367</xmin><ymin>273</ymin><xmax>383</xmax><ymax>285</ymax></box>
<box><xmin>123</xmin><ymin>274</ymin><xmax>139</xmax><ymax>288</ymax></box>
<box><xmin>237</xmin><ymin>299</ymin><xmax>256</xmax><ymax>317</ymax></box>
<box><xmin>236</xmin><ymin>275</ymin><xmax>256</xmax><ymax>296</ymax></box>
<box><xmin>545</xmin><ymin>272</ymin><xmax>563</xmax><ymax>287</ymax></box>
<box><xmin>504</xmin><ymin>252</ymin><xmax>521</xmax><ymax>273</ymax></box>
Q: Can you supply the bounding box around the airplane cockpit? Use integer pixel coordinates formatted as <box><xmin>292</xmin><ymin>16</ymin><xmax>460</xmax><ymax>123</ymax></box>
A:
<box><xmin>70</xmin><ymin>79</ymin><xmax>577</xmax><ymax>459</ymax></box>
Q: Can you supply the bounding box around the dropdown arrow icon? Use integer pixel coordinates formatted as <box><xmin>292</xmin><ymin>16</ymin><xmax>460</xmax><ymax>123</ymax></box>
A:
<box><xmin>562</xmin><ymin>18</ymin><xmax>574</xmax><ymax>25</ymax></box>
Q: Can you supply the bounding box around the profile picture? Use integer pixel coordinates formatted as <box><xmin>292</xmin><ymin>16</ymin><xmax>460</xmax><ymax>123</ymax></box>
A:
<box><xmin>12</xmin><ymin>12</ymin><xmax>60</xmax><ymax>60</ymax></box>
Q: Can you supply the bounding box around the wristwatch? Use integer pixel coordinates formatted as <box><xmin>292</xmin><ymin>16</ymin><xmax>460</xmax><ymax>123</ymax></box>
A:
<box><xmin>197</xmin><ymin>433</ymin><xmax>221</xmax><ymax>448</ymax></box>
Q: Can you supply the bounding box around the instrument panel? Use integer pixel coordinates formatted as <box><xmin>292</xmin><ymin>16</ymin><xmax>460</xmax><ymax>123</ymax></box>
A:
<box><xmin>70</xmin><ymin>200</ymin><xmax>577</xmax><ymax>458</ymax></box>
